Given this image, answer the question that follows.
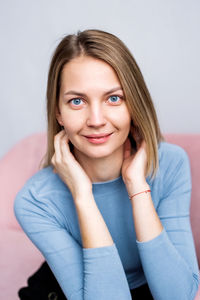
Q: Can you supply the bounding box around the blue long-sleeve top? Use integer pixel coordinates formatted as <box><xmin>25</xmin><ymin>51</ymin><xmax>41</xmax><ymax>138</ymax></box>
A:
<box><xmin>14</xmin><ymin>141</ymin><xmax>199</xmax><ymax>299</ymax></box>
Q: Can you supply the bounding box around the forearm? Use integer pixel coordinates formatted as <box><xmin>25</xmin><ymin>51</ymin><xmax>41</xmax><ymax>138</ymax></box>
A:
<box><xmin>74</xmin><ymin>193</ymin><xmax>114</xmax><ymax>248</ymax></box>
<box><xmin>128</xmin><ymin>182</ymin><xmax>163</xmax><ymax>242</ymax></box>
<box><xmin>136</xmin><ymin>229</ymin><xmax>199</xmax><ymax>299</ymax></box>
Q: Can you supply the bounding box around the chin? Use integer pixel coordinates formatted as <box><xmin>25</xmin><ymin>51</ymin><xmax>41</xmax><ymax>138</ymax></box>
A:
<box><xmin>79</xmin><ymin>145</ymin><xmax>122</xmax><ymax>160</ymax></box>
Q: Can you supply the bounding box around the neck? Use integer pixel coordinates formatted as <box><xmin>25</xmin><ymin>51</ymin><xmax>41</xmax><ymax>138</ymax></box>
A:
<box><xmin>74</xmin><ymin>147</ymin><xmax>124</xmax><ymax>183</ymax></box>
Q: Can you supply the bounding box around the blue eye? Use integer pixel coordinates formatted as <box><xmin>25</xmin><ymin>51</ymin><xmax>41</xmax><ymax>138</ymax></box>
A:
<box><xmin>71</xmin><ymin>98</ymin><xmax>83</xmax><ymax>105</ymax></box>
<box><xmin>108</xmin><ymin>96</ymin><xmax>121</xmax><ymax>103</ymax></box>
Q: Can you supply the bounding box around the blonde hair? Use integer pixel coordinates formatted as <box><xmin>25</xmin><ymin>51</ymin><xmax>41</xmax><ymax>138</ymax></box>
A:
<box><xmin>43</xmin><ymin>29</ymin><xmax>164</xmax><ymax>179</ymax></box>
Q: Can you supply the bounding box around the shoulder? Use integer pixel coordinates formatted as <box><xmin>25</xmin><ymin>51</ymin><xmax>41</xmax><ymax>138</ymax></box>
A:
<box><xmin>158</xmin><ymin>141</ymin><xmax>189</xmax><ymax>164</ymax></box>
<box><xmin>157</xmin><ymin>141</ymin><xmax>191</xmax><ymax>177</ymax></box>
<box><xmin>16</xmin><ymin>166</ymin><xmax>68</xmax><ymax>197</ymax></box>
<box><xmin>154</xmin><ymin>141</ymin><xmax>191</xmax><ymax>196</ymax></box>
<box><xmin>14</xmin><ymin>166</ymin><xmax>72</xmax><ymax>219</ymax></box>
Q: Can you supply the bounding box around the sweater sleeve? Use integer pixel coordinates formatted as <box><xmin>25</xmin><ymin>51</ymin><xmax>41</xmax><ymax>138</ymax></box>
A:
<box><xmin>14</xmin><ymin>185</ymin><xmax>132</xmax><ymax>300</ymax></box>
<box><xmin>136</xmin><ymin>146</ymin><xmax>200</xmax><ymax>300</ymax></box>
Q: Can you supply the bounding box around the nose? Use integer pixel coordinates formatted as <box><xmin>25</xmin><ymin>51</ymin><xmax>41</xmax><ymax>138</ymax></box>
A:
<box><xmin>86</xmin><ymin>104</ymin><xmax>106</xmax><ymax>127</ymax></box>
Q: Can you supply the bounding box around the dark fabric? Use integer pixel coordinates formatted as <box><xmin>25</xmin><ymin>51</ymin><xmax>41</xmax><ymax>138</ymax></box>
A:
<box><xmin>130</xmin><ymin>283</ymin><xmax>154</xmax><ymax>299</ymax></box>
<box><xmin>18</xmin><ymin>262</ymin><xmax>66</xmax><ymax>300</ymax></box>
<box><xmin>18</xmin><ymin>261</ymin><xmax>154</xmax><ymax>299</ymax></box>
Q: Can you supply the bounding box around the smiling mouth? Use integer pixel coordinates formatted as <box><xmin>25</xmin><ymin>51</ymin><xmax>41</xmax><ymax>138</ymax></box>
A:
<box><xmin>83</xmin><ymin>133</ymin><xmax>113</xmax><ymax>144</ymax></box>
<box><xmin>84</xmin><ymin>133</ymin><xmax>112</xmax><ymax>138</ymax></box>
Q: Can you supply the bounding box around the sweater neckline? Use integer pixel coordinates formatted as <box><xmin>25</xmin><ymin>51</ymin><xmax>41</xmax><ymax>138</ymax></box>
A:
<box><xmin>92</xmin><ymin>175</ymin><xmax>123</xmax><ymax>194</ymax></box>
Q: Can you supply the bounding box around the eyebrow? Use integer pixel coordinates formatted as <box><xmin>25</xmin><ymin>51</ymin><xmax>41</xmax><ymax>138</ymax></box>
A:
<box><xmin>64</xmin><ymin>87</ymin><xmax>123</xmax><ymax>97</ymax></box>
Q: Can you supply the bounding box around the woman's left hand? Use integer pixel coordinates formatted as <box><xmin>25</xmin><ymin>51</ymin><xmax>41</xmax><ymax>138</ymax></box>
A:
<box><xmin>121</xmin><ymin>135</ymin><xmax>149</xmax><ymax>195</ymax></box>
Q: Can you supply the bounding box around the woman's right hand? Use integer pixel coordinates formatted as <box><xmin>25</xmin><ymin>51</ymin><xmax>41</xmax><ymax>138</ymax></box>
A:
<box><xmin>51</xmin><ymin>130</ymin><xmax>92</xmax><ymax>200</ymax></box>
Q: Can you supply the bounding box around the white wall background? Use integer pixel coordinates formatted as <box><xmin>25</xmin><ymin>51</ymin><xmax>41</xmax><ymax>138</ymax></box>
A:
<box><xmin>0</xmin><ymin>0</ymin><xmax>200</xmax><ymax>158</ymax></box>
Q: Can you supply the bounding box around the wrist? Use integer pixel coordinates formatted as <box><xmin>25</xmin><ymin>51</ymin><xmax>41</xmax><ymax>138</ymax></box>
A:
<box><xmin>128</xmin><ymin>187</ymin><xmax>151</xmax><ymax>201</ymax></box>
<box><xmin>73</xmin><ymin>189</ymin><xmax>93</xmax><ymax>204</ymax></box>
<box><xmin>125</xmin><ymin>180</ymin><xmax>149</xmax><ymax>196</ymax></box>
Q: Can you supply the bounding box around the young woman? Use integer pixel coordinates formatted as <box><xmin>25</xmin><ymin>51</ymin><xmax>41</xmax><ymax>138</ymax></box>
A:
<box><xmin>14</xmin><ymin>29</ymin><xmax>199</xmax><ymax>300</ymax></box>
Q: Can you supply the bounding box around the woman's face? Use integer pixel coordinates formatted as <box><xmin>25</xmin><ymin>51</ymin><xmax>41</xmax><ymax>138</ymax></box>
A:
<box><xmin>57</xmin><ymin>56</ymin><xmax>131</xmax><ymax>160</ymax></box>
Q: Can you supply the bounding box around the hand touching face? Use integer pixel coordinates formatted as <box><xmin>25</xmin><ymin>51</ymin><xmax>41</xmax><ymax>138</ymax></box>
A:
<box><xmin>122</xmin><ymin>127</ymin><xmax>148</xmax><ymax>195</ymax></box>
<box><xmin>51</xmin><ymin>130</ymin><xmax>92</xmax><ymax>199</ymax></box>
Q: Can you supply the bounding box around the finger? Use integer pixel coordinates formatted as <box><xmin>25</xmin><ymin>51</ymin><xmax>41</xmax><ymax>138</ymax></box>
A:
<box><xmin>51</xmin><ymin>154</ymin><xmax>58</xmax><ymax>174</ymax></box>
<box><xmin>139</xmin><ymin>140</ymin><xmax>147</xmax><ymax>151</ymax></box>
<box><xmin>59</xmin><ymin>131</ymin><xmax>71</xmax><ymax>158</ymax></box>
<box><xmin>123</xmin><ymin>138</ymin><xmax>131</xmax><ymax>160</ymax></box>
<box><xmin>51</xmin><ymin>153</ymin><xmax>55</xmax><ymax>166</ymax></box>
<box><xmin>54</xmin><ymin>130</ymin><xmax>66</xmax><ymax>161</ymax></box>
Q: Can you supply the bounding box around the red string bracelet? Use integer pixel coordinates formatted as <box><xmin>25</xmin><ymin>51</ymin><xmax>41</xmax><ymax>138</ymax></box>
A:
<box><xmin>129</xmin><ymin>189</ymin><xmax>151</xmax><ymax>200</ymax></box>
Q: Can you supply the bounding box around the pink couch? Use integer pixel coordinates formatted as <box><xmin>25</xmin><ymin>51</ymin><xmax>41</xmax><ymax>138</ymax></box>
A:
<box><xmin>0</xmin><ymin>132</ymin><xmax>199</xmax><ymax>299</ymax></box>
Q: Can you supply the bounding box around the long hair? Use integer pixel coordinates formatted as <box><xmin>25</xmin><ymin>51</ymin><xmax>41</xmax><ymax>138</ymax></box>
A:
<box><xmin>43</xmin><ymin>29</ymin><xmax>164</xmax><ymax>179</ymax></box>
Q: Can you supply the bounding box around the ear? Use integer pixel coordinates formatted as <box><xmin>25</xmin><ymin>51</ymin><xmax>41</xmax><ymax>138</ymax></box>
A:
<box><xmin>56</xmin><ymin>106</ymin><xmax>64</xmax><ymax>126</ymax></box>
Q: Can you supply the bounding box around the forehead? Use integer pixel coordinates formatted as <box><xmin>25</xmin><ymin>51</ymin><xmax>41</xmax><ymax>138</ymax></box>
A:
<box><xmin>60</xmin><ymin>56</ymin><xmax>121</xmax><ymax>91</ymax></box>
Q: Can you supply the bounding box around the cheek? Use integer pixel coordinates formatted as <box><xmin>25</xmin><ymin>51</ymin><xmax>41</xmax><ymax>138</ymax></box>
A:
<box><xmin>62</xmin><ymin>119</ymin><xmax>80</xmax><ymax>138</ymax></box>
<box><xmin>61</xmin><ymin>110</ymin><xmax>83</xmax><ymax>134</ymax></box>
<box><xmin>114</xmin><ymin>109</ymin><xmax>131</xmax><ymax>132</ymax></box>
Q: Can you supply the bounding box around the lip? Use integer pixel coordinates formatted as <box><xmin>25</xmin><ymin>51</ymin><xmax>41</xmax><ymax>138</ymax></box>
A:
<box><xmin>83</xmin><ymin>133</ymin><xmax>113</xmax><ymax>144</ymax></box>
<box><xmin>84</xmin><ymin>133</ymin><xmax>112</xmax><ymax>138</ymax></box>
